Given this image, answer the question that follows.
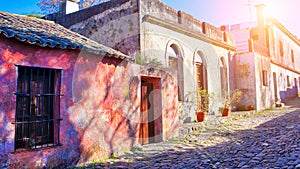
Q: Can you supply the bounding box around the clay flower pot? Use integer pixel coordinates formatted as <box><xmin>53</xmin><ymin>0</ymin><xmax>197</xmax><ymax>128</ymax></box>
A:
<box><xmin>196</xmin><ymin>111</ymin><xmax>206</xmax><ymax>122</ymax></box>
<box><xmin>221</xmin><ymin>108</ymin><xmax>230</xmax><ymax>116</ymax></box>
<box><xmin>247</xmin><ymin>105</ymin><xmax>254</xmax><ymax>111</ymax></box>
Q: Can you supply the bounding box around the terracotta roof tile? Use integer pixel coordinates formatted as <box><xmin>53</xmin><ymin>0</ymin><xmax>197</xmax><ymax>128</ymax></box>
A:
<box><xmin>0</xmin><ymin>12</ymin><xmax>132</xmax><ymax>61</ymax></box>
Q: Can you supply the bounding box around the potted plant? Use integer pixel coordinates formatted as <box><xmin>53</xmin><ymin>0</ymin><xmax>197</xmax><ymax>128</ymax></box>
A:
<box><xmin>195</xmin><ymin>89</ymin><xmax>212</xmax><ymax>122</ymax></box>
<box><xmin>220</xmin><ymin>89</ymin><xmax>243</xmax><ymax>116</ymax></box>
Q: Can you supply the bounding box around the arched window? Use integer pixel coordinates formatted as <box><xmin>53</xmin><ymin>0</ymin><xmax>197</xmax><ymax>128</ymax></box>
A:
<box><xmin>194</xmin><ymin>51</ymin><xmax>208</xmax><ymax>91</ymax></box>
<box><xmin>167</xmin><ymin>44</ymin><xmax>184</xmax><ymax>101</ymax></box>
<box><xmin>220</xmin><ymin>57</ymin><xmax>228</xmax><ymax>97</ymax></box>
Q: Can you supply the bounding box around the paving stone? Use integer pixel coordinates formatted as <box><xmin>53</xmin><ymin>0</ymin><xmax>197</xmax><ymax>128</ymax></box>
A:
<box><xmin>244</xmin><ymin>153</ymin><xmax>255</xmax><ymax>157</ymax></box>
<box><xmin>71</xmin><ymin>98</ymin><xmax>300</xmax><ymax>168</ymax></box>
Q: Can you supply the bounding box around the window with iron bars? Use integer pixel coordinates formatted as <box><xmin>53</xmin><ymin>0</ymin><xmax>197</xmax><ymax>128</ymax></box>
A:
<box><xmin>14</xmin><ymin>65</ymin><xmax>62</xmax><ymax>151</ymax></box>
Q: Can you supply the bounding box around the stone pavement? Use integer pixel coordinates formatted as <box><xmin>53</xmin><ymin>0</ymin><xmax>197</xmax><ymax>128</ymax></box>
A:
<box><xmin>73</xmin><ymin>98</ymin><xmax>300</xmax><ymax>169</ymax></box>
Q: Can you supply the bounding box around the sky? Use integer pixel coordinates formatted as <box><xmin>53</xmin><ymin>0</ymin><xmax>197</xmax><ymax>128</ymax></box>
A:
<box><xmin>0</xmin><ymin>0</ymin><xmax>300</xmax><ymax>37</ymax></box>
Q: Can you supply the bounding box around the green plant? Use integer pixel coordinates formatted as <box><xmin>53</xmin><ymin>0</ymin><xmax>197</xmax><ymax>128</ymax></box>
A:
<box><xmin>186</xmin><ymin>89</ymin><xmax>213</xmax><ymax>112</ymax></box>
<box><xmin>27</xmin><ymin>13</ymin><xmax>43</xmax><ymax>18</ymax></box>
<box><xmin>135</xmin><ymin>52</ymin><xmax>163</xmax><ymax>67</ymax></box>
<box><xmin>221</xmin><ymin>89</ymin><xmax>243</xmax><ymax>109</ymax></box>
<box><xmin>196</xmin><ymin>89</ymin><xmax>212</xmax><ymax>112</ymax></box>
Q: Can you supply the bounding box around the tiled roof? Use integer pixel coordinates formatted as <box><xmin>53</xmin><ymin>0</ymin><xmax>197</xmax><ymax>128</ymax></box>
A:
<box><xmin>0</xmin><ymin>12</ymin><xmax>132</xmax><ymax>61</ymax></box>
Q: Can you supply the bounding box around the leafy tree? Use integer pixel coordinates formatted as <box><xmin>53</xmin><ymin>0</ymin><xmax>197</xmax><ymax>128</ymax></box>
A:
<box><xmin>37</xmin><ymin>0</ymin><xmax>63</xmax><ymax>14</ymax></box>
<box><xmin>37</xmin><ymin>0</ymin><xmax>109</xmax><ymax>14</ymax></box>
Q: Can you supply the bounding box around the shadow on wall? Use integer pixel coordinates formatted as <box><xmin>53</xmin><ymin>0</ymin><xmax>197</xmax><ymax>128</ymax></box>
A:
<box><xmin>279</xmin><ymin>86</ymin><xmax>298</xmax><ymax>103</ymax></box>
<box><xmin>0</xmin><ymin>47</ymin><xmax>24</xmax><ymax>166</ymax></box>
<box><xmin>69</xmin><ymin>50</ymin><xmax>140</xmax><ymax>164</ymax></box>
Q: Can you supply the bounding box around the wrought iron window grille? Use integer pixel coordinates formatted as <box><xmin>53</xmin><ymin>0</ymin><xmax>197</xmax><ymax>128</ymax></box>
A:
<box><xmin>13</xmin><ymin>65</ymin><xmax>63</xmax><ymax>151</ymax></box>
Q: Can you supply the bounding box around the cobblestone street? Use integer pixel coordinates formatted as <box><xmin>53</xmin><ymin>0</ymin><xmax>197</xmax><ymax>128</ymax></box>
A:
<box><xmin>74</xmin><ymin>98</ymin><xmax>300</xmax><ymax>169</ymax></box>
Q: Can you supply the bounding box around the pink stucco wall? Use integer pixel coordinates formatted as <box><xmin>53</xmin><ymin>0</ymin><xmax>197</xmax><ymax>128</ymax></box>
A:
<box><xmin>0</xmin><ymin>36</ymin><xmax>80</xmax><ymax>168</ymax></box>
<box><xmin>0</xmin><ymin>37</ymin><xmax>179</xmax><ymax>168</ymax></box>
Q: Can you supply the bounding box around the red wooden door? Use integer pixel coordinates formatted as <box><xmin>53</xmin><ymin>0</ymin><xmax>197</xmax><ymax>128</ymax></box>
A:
<box><xmin>139</xmin><ymin>80</ymin><xmax>154</xmax><ymax>145</ymax></box>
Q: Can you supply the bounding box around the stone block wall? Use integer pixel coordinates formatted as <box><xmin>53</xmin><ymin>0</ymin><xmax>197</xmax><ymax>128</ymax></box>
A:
<box><xmin>46</xmin><ymin>0</ymin><xmax>141</xmax><ymax>58</ymax></box>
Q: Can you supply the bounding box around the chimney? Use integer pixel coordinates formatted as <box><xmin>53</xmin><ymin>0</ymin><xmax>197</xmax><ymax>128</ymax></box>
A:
<box><xmin>255</xmin><ymin>4</ymin><xmax>266</xmax><ymax>45</ymax></box>
<box><xmin>60</xmin><ymin>0</ymin><xmax>80</xmax><ymax>15</ymax></box>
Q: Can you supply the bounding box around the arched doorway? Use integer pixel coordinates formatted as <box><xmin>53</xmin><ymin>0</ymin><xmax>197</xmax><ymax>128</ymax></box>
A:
<box><xmin>167</xmin><ymin>44</ymin><xmax>184</xmax><ymax>101</ymax></box>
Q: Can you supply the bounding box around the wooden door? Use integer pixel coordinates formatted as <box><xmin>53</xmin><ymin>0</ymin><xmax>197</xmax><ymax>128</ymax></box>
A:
<box><xmin>139</xmin><ymin>80</ymin><xmax>154</xmax><ymax>145</ymax></box>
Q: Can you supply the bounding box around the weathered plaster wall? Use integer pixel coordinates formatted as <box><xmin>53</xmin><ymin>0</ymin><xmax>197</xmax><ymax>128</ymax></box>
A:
<box><xmin>230</xmin><ymin>18</ymin><xmax>300</xmax><ymax>110</ymax></box>
<box><xmin>68</xmin><ymin>52</ymin><xmax>141</xmax><ymax>165</ymax></box>
<box><xmin>66</xmin><ymin>0</ymin><xmax>140</xmax><ymax>57</ymax></box>
<box><xmin>140</xmin><ymin>21</ymin><xmax>235</xmax><ymax>122</ymax></box>
<box><xmin>271</xmin><ymin>63</ymin><xmax>299</xmax><ymax>103</ymax></box>
<box><xmin>46</xmin><ymin>0</ymin><xmax>237</xmax><ymax>122</ymax></box>
<box><xmin>0</xmin><ymin>37</ymin><xmax>80</xmax><ymax>168</ymax></box>
<box><xmin>232</xmin><ymin>53</ymin><xmax>257</xmax><ymax>109</ymax></box>
<box><xmin>270</xmin><ymin>24</ymin><xmax>300</xmax><ymax>72</ymax></box>
<box><xmin>233</xmin><ymin>50</ymin><xmax>274</xmax><ymax>111</ymax></box>
<box><xmin>254</xmin><ymin>54</ymin><xmax>273</xmax><ymax>110</ymax></box>
<box><xmin>139</xmin><ymin>0</ymin><xmax>235</xmax><ymax>47</ymax></box>
<box><xmin>0</xmin><ymin>37</ymin><xmax>140</xmax><ymax>168</ymax></box>
<box><xmin>268</xmin><ymin>21</ymin><xmax>300</xmax><ymax>101</ymax></box>
<box><xmin>0</xmin><ymin>36</ymin><xmax>179</xmax><ymax>167</ymax></box>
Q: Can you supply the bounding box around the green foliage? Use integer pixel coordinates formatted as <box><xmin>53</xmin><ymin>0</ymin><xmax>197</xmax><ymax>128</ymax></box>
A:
<box><xmin>27</xmin><ymin>13</ymin><xmax>43</xmax><ymax>18</ymax></box>
<box><xmin>221</xmin><ymin>89</ymin><xmax>243</xmax><ymax>109</ymax></box>
<box><xmin>134</xmin><ymin>52</ymin><xmax>163</xmax><ymax>67</ymax></box>
<box><xmin>186</xmin><ymin>89</ymin><xmax>213</xmax><ymax>112</ymax></box>
<box><xmin>37</xmin><ymin>0</ymin><xmax>62</xmax><ymax>14</ymax></box>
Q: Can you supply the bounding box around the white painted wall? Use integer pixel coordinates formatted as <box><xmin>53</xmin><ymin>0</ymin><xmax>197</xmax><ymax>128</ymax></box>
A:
<box><xmin>140</xmin><ymin>21</ymin><xmax>234</xmax><ymax>122</ymax></box>
<box><xmin>66</xmin><ymin>1</ymin><xmax>79</xmax><ymax>14</ymax></box>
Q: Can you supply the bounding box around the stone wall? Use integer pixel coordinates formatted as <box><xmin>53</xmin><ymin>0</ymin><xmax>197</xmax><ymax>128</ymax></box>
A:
<box><xmin>46</xmin><ymin>0</ymin><xmax>140</xmax><ymax>58</ymax></box>
<box><xmin>45</xmin><ymin>0</ymin><xmax>133</xmax><ymax>28</ymax></box>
